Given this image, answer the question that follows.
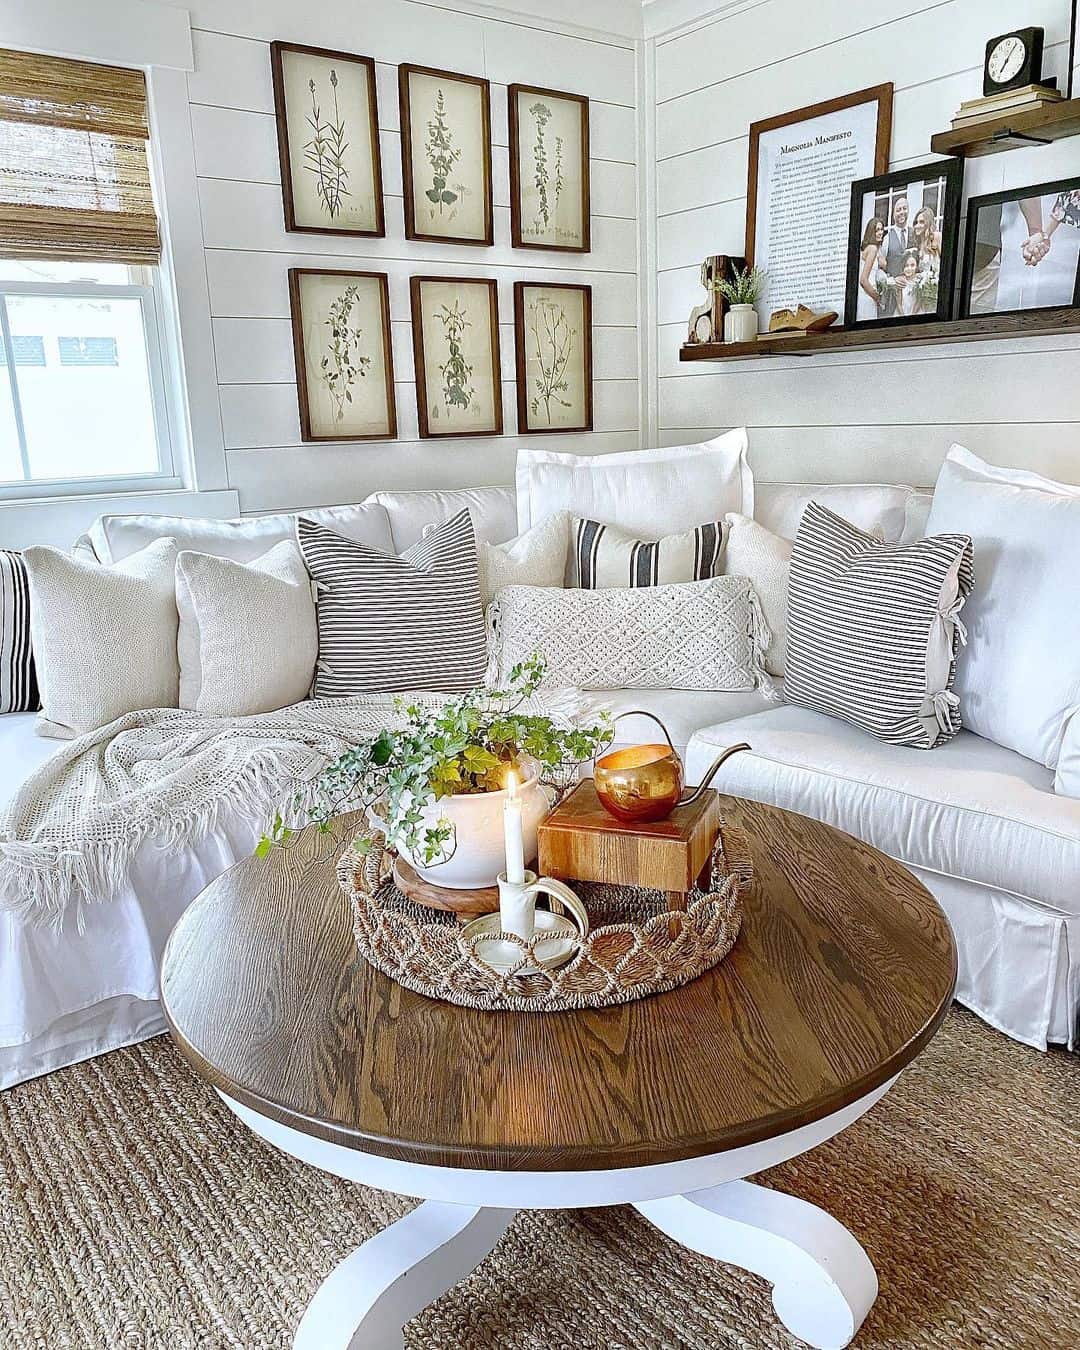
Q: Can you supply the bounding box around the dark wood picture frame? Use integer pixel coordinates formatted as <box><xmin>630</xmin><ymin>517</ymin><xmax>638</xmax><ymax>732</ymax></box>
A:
<box><xmin>959</xmin><ymin>176</ymin><xmax>1080</xmax><ymax>320</ymax></box>
<box><xmin>288</xmin><ymin>268</ymin><xmax>396</xmax><ymax>443</ymax></box>
<box><xmin>513</xmin><ymin>281</ymin><xmax>593</xmax><ymax>433</ymax></box>
<box><xmin>843</xmin><ymin>158</ymin><xmax>963</xmax><ymax>329</ymax></box>
<box><xmin>270</xmin><ymin>41</ymin><xmax>385</xmax><ymax>238</ymax></box>
<box><xmin>508</xmin><ymin>84</ymin><xmax>590</xmax><ymax>253</ymax></box>
<box><xmin>410</xmin><ymin>276</ymin><xmax>503</xmax><ymax>438</ymax></box>
<box><xmin>745</xmin><ymin>84</ymin><xmax>893</xmax><ymax>268</ymax></box>
<box><xmin>399</xmin><ymin>64</ymin><xmax>494</xmax><ymax>247</ymax></box>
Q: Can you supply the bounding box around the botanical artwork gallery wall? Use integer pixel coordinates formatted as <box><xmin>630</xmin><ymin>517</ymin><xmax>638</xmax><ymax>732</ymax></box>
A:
<box><xmin>651</xmin><ymin>0</ymin><xmax>1080</xmax><ymax>490</ymax></box>
<box><xmin>186</xmin><ymin>0</ymin><xmax>639</xmax><ymax>515</ymax></box>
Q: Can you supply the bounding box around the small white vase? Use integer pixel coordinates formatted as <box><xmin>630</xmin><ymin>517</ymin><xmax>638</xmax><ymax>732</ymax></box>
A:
<box><xmin>726</xmin><ymin>303</ymin><xmax>758</xmax><ymax>343</ymax></box>
<box><xmin>395</xmin><ymin>772</ymin><xmax>552</xmax><ymax>890</ymax></box>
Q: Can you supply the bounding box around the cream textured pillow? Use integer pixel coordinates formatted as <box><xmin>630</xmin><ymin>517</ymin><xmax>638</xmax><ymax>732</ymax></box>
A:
<box><xmin>176</xmin><ymin>541</ymin><xmax>317</xmax><ymax>715</ymax></box>
<box><xmin>515</xmin><ymin>429</ymin><xmax>753</xmax><ymax>534</ymax></box>
<box><xmin>477</xmin><ymin>512</ymin><xmax>568</xmax><ymax>605</ymax></box>
<box><xmin>24</xmin><ymin>538</ymin><xmax>179</xmax><ymax>737</ymax></box>
<box><xmin>722</xmin><ymin>514</ymin><xmax>792</xmax><ymax>677</ymax></box>
<box><xmin>487</xmin><ymin>578</ymin><xmax>773</xmax><ymax>693</ymax></box>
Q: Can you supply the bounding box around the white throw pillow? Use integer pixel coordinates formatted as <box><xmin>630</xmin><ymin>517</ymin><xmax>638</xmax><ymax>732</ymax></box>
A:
<box><xmin>477</xmin><ymin>512</ymin><xmax>568</xmax><ymax>605</ymax></box>
<box><xmin>926</xmin><ymin>445</ymin><xmax>1080</xmax><ymax>767</ymax></box>
<box><xmin>722</xmin><ymin>514</ymin><xmax>792</xmax><ymax>677</ymax></box>
<box><xmin>24</xmin><ymin>538</ymin><xmax>179</xmax><ymax>737</ymax></box>
<box><xmin>487</xmin><ymin>577</ymin><xmax>773</xmax><ymax>694</ymax></box>
<box><xmin>515</xmin><ymin>430</ymin><xmax>753</xmax><ymax>535</ymax></box>
<box><xmin>79</xmin><ymin>501</ymin><xmax>393</xmax><ymax>564</ymax></box>
<box><xmin>570</xmin><ymin>517</ymin><xmax>725</xmax><ymax>589</ymax></box>
<box><xmin>176</xmin><ymin>541</ymin><xmax>317</xmax><ymax>715</ymax></box>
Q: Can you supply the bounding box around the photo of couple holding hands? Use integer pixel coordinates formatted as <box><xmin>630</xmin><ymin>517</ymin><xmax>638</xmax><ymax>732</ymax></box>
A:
<box><xmin>857</xmin><ymin>188</ymin><xmax>944</xmax><ymax>321</ymax></box>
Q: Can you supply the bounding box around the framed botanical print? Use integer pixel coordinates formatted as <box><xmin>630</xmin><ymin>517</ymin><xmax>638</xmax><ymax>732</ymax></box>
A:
<box><xmin>270</xmin><ymin>42</ymin><xmax>385</xmax><ymax>237</ymax></box>
<box><xmin>288</xmin><ymin>269</ymin><xmax>396</xmax><ymax>442</ymax></box>
<box><xmin>513</xmin><ymin>281</ymin><xmax>592</xmax><ymax>433</ymax></box>
<box><xmin>508</xmin><ymin>84</ymin><xmax>590</xmax><ymax>252</ymax></box>
<box><xmin>960</xmin><ymin>177</ymin><xmax>1080</xmax><ymax>319</ymax></box>
<box><xmin>410</xmin><ymin>276</ymin><xmax>502</xmax><ymax>438</ymax></box>
<box><xmin>399</xmin><ymin>65</ymin><xmax>493</xmax><ymax>246</ymax></box>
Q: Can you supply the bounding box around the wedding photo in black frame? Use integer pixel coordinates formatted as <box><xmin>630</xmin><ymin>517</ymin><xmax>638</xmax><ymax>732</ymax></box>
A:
<box><xmin>844</xmin><ymin>158</ymin><xmax>963</xmax><ymax>328</ymax></box>
<box><xmin>959</xmin><ymin>176</ymin><xmax>1080</xmax><ymax>320</ymax></box>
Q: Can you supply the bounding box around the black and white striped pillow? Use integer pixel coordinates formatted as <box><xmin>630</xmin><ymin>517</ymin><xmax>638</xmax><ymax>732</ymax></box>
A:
<box><xmin>298</xmin><ymin>508</ymin><xmax>487</xmax><ymax>696</ymax></box>
<box><xmin>785</xmin><ymin>503</ymin><xmax>973</xmax><ymax>749</ymax></box>
<box><xmin>572</xmin><ymin>517</ymin><xmax>726</xmax><ymax>588</ymax></box>
<box><xmin>1</xmin><ymin>550</ymin><xmax>38</xmax><ymax>714</ymax></box>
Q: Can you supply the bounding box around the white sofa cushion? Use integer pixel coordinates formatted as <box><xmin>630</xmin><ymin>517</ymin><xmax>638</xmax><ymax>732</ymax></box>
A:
<box><xmin>369</xmin><ymin>486</ymin><xmax>517</xmax><ymax>552</ymax></box>
<box><xmin>80</xmin><ymin>501</ymin><xmax>394</xmax><ymax>564</ymax></box>
<box><xmin>24</xmin><ymin>539</ymin><xmax>179</xmax><ymax>738</ymax></box>
<box><xmin>578</xmin><ymin>685</ymin><xmax>783</xmax><ymax>758</ymax></box>
<box><xmin>722</xmin><ymin>514</ymin><xmax>790</xmax><ymax>677</ymax></box>
<box><xmin>926</xmin><ymin>445</ymin><xmax>1080</xmax><ymax>768</ymax></box>
<box><xmin>176</xmin><ymin>542</ymin><xmax>317</xmax><ymax>715</ymax></box>
<box><xmin>686</xmin><ymin>705</ymin><xmax>1079</xmax><ymax>915</ymax></box>
<box><xmin>1054</xmin><ymin>712</ymin><xmax>1080</xmax><ymax>798</ymax></box>
<box><xmin>516</xmin><ymin>430</ymin><xmax>753</xmax><ymax>534</ymax></box>
<box><xmin>753</xmin><ymin>481</ymin><xmax>916</xmax><ymax>542</ymax></box>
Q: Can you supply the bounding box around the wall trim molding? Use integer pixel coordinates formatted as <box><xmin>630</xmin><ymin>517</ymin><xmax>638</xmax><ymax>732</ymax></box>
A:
<box><xmin>410</xmin><ymin>0</ymin><xmax>643</xmax><ymax>42</ymax></box>
<box><xmin>643</xmin><ymin>0</ymin><xmax>764</xmax><ymax>42</ymax></box>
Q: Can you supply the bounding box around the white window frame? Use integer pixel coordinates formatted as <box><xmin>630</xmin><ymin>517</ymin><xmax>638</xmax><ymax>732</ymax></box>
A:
<box><xmin>0</xmin><ymin>270</ymin><xmax>181</xmax><ymax>501</ymax></box>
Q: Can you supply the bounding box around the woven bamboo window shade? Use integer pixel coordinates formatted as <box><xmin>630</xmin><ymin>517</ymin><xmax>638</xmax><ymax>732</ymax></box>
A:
<box><xmin>0</xmin><ymin>48</ymin><xmax>160</xmax><ymax>266</ymax></box>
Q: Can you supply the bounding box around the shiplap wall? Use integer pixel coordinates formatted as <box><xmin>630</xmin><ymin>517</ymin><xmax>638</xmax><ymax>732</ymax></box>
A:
<box><xmin>652</xmin><ymin>0</ymin><xmax>1080</xmax><ymax>489</ymax></box>
<box><xmin>181</xmin><ymin>0</ymin><xmax>639</xmax><ymax>514</ymax></box>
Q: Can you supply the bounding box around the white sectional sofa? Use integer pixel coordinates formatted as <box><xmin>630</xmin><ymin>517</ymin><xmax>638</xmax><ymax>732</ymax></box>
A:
<box><xmin>2</xmin><ymin>475</ymin><xmax>1076</xmax><ymax>1090</ymax></box>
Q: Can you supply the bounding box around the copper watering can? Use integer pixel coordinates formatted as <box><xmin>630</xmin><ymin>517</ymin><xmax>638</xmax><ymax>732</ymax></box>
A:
<box><xmin>593</xmin><ymin>711</ymin><xmax>751</xmax><ymax>824</ymax></box>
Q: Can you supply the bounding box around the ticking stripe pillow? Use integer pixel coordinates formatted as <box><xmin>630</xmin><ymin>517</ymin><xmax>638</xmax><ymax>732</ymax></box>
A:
<box><xmin>298</xmin><ymin>508</ymin><xmax>487</xmax><ymax>696</ymax></box>
<box><xmin>1</xmin><ymin>550</ymin><xmax>38</xmax><ymax>714</ymax></box>
<box><xmin>572</xmin><ymin>517</ymin><xmax>726</xmax><ymax>588</ymax></box>
<box><xmin>784</xmin><ymin>503</ymin><xmax>973</xmax><ymax>749</ymax></box>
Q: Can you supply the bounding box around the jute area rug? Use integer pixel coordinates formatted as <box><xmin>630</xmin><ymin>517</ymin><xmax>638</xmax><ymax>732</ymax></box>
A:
<box><xmin>0</xmin><ymin>1007</ymin><xmax>1076</xmax><ymax>1350</ymax></box>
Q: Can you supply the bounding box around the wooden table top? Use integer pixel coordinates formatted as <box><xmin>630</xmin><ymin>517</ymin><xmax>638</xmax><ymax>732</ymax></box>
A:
<box><xmin>161</xmin><ymin>795</ymin><xmax>956</xmax><ymax>1173</ymax></box>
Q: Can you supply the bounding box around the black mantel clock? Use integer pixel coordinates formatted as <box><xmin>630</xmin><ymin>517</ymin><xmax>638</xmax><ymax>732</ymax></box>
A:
<box><xmin>983</xmin><ymin>27</ymin><xmax>1047</xmax><ymax>95</ymax></box>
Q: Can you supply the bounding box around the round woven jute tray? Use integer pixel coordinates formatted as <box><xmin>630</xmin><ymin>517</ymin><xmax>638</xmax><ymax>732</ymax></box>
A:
<box><xmin>336</xmin><ymin>818</ymin><xmax>751</xmax><ymax>1012</ymax></box>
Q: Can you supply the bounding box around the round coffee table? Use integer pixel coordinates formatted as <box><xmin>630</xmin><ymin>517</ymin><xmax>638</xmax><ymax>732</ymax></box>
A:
<box><xmin>161</xmin><ymin>795</ymin><xmax>955</xmax><ymax>1350</ymax></box>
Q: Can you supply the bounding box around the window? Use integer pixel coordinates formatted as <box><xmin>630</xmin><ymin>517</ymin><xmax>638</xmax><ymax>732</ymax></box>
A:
<box><xmin>0</xmin><ymin>48</ymin><xmax>175</xmax><ymax>497</ymax></box>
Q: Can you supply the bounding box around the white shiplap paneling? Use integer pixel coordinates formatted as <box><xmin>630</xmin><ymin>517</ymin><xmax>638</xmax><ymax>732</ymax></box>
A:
<box><xmin>652</xmin><ymin>0</ymin><xmax>1080</xmax><ymax>489</ymax></box>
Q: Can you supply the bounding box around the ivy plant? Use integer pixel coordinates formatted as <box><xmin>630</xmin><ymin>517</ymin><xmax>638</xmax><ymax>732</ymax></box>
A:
<box><xmin>260</xmin><ymin>655</ymin><xmax>612</xmax><ymax>866</ymax></box>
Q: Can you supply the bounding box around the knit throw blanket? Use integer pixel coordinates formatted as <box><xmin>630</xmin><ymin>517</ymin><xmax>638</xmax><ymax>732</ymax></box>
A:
<box><xmin>0</xmin><ymin>695</ymin><xmax>450</xmax><ymax>929</ymax></box>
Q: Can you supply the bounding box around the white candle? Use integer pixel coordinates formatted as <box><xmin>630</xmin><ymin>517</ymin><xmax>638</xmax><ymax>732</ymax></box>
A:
<box><xmin>503</xmin><ymin>769</ymin><xmax>526</xmax><ymax>885</ymax></box>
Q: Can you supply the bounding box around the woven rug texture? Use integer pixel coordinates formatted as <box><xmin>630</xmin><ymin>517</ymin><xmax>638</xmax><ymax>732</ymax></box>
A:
<box><xmin>0</xmin><ymin>1006</ymin><xmax>1076</xmax><ymax>1350</ymax></box>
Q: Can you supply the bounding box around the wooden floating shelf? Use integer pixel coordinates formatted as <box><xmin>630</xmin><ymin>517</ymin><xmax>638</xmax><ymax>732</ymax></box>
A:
<box><xmin>929</xmin><ymin>96</ymin><xmax>1080</xmax><ymax>158</ymax></box>
<box><xmin>679</xmin><ymin>307</ymin><xmax>1080</xmax><ymax>363</ymax></box>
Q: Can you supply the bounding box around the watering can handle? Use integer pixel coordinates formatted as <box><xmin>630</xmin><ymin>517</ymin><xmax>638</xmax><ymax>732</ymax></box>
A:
<box><xmin>607</xmin><ymin>711</ymin><xmax>751</xmax><ymax>807</ymax></box>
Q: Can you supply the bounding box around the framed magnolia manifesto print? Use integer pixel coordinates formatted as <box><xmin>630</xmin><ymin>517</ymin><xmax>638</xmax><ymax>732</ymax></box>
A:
<box><xmin>399</xmin><ymin>65</ymin><xmax>493</xmax><ymax>246</ymax></box>
<box><xmin>410</xmin><ymin>276</ymin><xmax>503</xmax><ymax>438</ymax></box>
<box><xmin>746</xmin><ymin>84</ymin><xmax>892</xmax><ymax>329</ymax></box>
<box><xmin>508</xmin><ymin>84</ymin><xmax>590</xmax><ymax>252</ymax></box>
<box><xmin>288</xmin><ymin>269</ymin><xmax>396</xmax><ymax>442</ymax></box>
<box><xmin>514</xmin><ymin>281</ymin><xmax>592</xmax><ymax>433</ymax></box>
<box><xmin>270</xmin><ymin>42</ymin><xmax>385</xmax><ymax>237</ymax></box>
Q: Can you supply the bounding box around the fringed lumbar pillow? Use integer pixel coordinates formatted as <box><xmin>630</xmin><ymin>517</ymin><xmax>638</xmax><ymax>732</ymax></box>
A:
<box><xmin>784</xmin><ymin>502</ymin><xmax>973</xmax><ymax>748</ymax></box>
<box><xmin>487</xmin><ymin>577</ymin><xmax>775</xmax><ymax>694</ymax></box>
<box><xmin>0</xmin><ymin>550</ymin><xmax>38</xmax><ymax>714</ymax></box>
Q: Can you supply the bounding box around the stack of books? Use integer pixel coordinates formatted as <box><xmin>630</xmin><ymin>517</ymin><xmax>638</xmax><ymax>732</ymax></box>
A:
<box><xmin>950</xmin><ymin>83</ymin><xmax>1061</xmax><ymax>130</ymax></box>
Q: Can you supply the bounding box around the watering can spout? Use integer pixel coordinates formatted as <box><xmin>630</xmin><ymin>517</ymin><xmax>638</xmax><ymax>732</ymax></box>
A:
<box><xmin>680</xmin><ymin>742</ymin><xmax>752</xmax><ymax>806</ymax></box>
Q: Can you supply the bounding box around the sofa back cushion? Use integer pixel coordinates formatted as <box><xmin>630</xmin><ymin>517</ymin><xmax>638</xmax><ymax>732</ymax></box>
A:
<box><xmin>754</xmin><ymin>481</ymin><xmax>917</xmax><ymax>542</ymax></box>
<box><xmin>926</xmin><ymin>444</ymin><xmax>1080</xmax><ymax>768</ymax></box>
<box><xmin>516</xmin><ymin>430</ymin><xmax>753</xmax><ymax>534</ymax></box>
<box><xmin>80</xmin><ymin>501</ymin><xmax>394</xmax><ymax>564</ymax></box>
<box><xmin>368</xmin><ymin>486</ymin><xmax>517</xmax><ymax>552</ymax></box>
